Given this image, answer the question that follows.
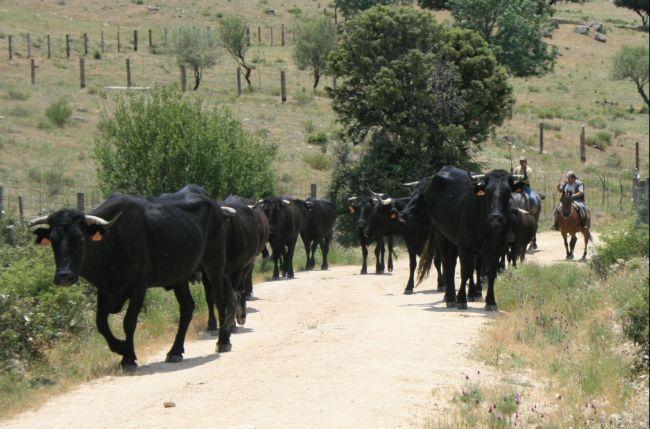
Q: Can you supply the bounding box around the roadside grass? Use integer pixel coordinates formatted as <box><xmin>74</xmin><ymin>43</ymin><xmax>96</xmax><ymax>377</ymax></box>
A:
<box><xmin>429</xmin><ymin>220</ymin><xmax>649</xmax><ymax>428</ymax></box>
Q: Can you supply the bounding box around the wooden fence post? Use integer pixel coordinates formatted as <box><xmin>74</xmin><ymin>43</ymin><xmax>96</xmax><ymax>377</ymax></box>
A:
<box><xmin>65</xmin><ymin>34</ymin><xmax>71</xmax><ymax>58</ymax></box>
<box><xmin>0</xmin><ymin>186</ymin><xmax>4</xmax><ymax>217</ymax></box>
<box><xmin>580</xmin><ymin>125</ymin><xmax>586</xmax><ymax>163</ymax></box>
<box><xmin>164</xmin><ymin>28</ymin><xmax>168</xmax><ymax>46</ymax></box>
<box><xmin>133</xmin><ymin>30</ymin><xmax>138</xmax><ymax>51</ymax></box>
<box><xmin>100</xmin><ymin>30</ymin><xmax>105</xmax><ymax>52</ymax></box>
<box><xmin>281</xmin><ymin>24</ymin><xmax>285</xmax><ymax>46</ymax></box>
<box><xmin>83</xmin><ymin>32</ymin><xmax>88</xmax><ymax>55</ymax></box>
<box><xmin>246</xmin><ymin>27</ymin><xmax>250</xmax><ymax>44</ymax></box>
<box><xmin>47</xmin><ymin>34</ymin><xmax>51</xmax><ymax>58</ymax></box>
<box><xmin>180</xmin><ymin>64</ymin><xmax>187</xmax><ymax>91</ymax></box>
<box><xmin>77</xmin><ymin>193</ymin><xmax>85</xmax><ymax>212</ymax></box>
<box><xmin>30</xmin><ymin>58</ymin><xmax>36</xmax><ymax>85</ymax></box>
<box><xmin>310</xmin><ymin>184</ymin><xmax>317</xmax><ymax>198</ymax></box>
<box><xmin>280</xmin><ymin>70</ymin><xmax>286</xmax><ymax>103</ymax></box>
<box><xmin>539</xmin><ymin>122</ymin><xmax>544</xmax><ymax>154</ymax></box>
<box><xmin>332</xmin><ymin>76</ymin><xmax>337</xmax><ymax>91</ymax></box>
<box><xmin>635</xmin><ymin>141</ymin><xmax>640</xmax><ymax>172</ymax></box>
<box><xmin>126</xmin><ymin>58</ymin><xmax>132</xmax><ymax>87</ymax></box>
<box><xmin>258</xmin><ymin>26</ymin><xmax>261</xmax><ymax>45</ymax></box>
<box><xmin>148</xmin><ymin>29</ymin><xmax>152</xmax><ymax>48</ymax></box>
<box><xmin>18</xmin><ymin>196</ymin><xmax>24</xmax><ymax>221</ymax></box>
<box><xmin>270</xmin><ymin>27</ymin><xmax>274</xmax><ymax>47</ymax></box>
<box><xmin>117</xmin><ymin>29</ymin><xmax>121</xmax><ymax>53</ymax></box>
<box><xmin>236</xmin><ymin>67</ymin><xmax>242</xmax><ymax>96</ymax></box>
<box><xmin>26</xmin><ymin>33</ymin><xmax>31</xmax><ymax>58</ymax></box>
<box><xmin>8</xmin><ymin>35</ymin><xmax>12</xmax><ymax>60</ymax></box>
<box><xmin>334</xmin><ymin>5</ymin><xmax>338</xmax><ymax>24</ymax></box>
<box><xmin>79</xmin><ymin>57</ymin><xmax>86</xmax><ymax>88</ymax></box>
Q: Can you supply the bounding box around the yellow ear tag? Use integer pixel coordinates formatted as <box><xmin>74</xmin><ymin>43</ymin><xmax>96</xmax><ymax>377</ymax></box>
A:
<box><xmin>349</xmin><ymin>206</ymin><xmax>356</xmax><ymax>214</ymax></box>
<box><xmin>41</xmin><ymin>238</ymin><xmax>51</xmax><ymax>246</ymax></box>
<box><xmin>92</xmin><ymin>231</ymin><xmax>104</xmax><ymax>242</ymax></box>
<box><xmin>476</xmin><ymin>190</ymin><xmax>486</xmax><ymax>196</ymax></box>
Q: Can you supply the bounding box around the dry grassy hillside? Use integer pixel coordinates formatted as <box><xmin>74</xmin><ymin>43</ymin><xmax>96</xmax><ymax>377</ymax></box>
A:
<box><xmin>0</xmin><ymin>0</ymin><xmax>647</xmax><ymax>217</ymax></box>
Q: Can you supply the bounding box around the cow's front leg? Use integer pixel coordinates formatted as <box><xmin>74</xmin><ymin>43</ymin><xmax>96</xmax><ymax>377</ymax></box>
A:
<box><xmin>404</xmin><ymin>250</ymin><xmax>416</xmax><ymax>295</ymax></box>
<box><xmin>286</xmin><ymin>237</ymin><xmax>298</xmax><ymax>278</ymax></box>
<box><xmin>272</xmin><ymin>246</ymin><xmax>281</xmax><ymax>280</ymax></box>
<box><xmin>96</xmin><ymin>294</ymin><xmax>127</xmax><ymax>356</ymax></box>
<box><xmin>360</xmin><ymin>240</ymin><xmax>368</xmax><ymax>274</ymax></box>
<box><xmin>484</xmin><ymin>268</ymin><xmax>498</xmax><ymax>311</ymax></box>
<box><xmin>120</xmin><ymin>288</ymin><xmax>146</xmax><ymax>369</ymax></box>
<box><xmin>167</xmin><ymin>282</ymin><xmax>195</xmax><ymax>362</ymax></box>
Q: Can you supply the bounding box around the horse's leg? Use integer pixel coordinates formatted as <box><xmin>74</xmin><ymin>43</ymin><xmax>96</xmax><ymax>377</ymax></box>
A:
<box><xmin>562</xmin><ymin>232</ymin><xmax>571</xmax><ymax>259</ymax></box>
<box><xmin>581</xmin><ymin>231</ymin><xmax>589</xmax><ymax>260</ymax></box>
<box><xmin>569</xmin><ymin>234</ymin><xmax>577</xmax><ymax>260</ymax></box>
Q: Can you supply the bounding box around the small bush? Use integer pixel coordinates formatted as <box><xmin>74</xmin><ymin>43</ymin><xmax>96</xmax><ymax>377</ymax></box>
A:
<box><xmin>288</xmin><ymin>7</ymin><xmax>302</xmax><ymax>15</ymax></box>
<box><xmin>610</xmin><ymin>126</ymin><xmax>625</xmax><ymax>137</ymax></box>
<box><xmin>303</xmin><ymin>120</ymin><xmax>315</xmax><ymax>133</ymax></box>
<box><xmin>302</xmin><ymin>152</ymin><xmax>333</xmax><ymax>171</ymax></box>
<box><xmin>585</xmin><ymin>131</ymin><xmax>612</xmax><ymax>150</ymax></box>
<box><xmin>6</xmin><ymin>87</ymin><xmax>29</xmax><ymax>101</ymax></box>
<box><xmin>93</xmin><ymin>50</ymin><xmax>101</xmax><ymax>60</ymax></box>
<box><xmin>588</xmin><ymin>117</ymin><xmax>607</xmax><ymax>129</ymax></box>
<box><xmin>592</xmin><ymin>220</ymin><xmax>648</xmax><ymax>276</ymax></box>
<box><xmin>307</xmin><ymin>132</ymin><xmax>328</xmax><ymax>145</ymax></box>
<box><xmin>294</xmin><ymin>93</ymin><xmax>313</xmax><ymax>105</ymax></box>
<box><xmin>605</xmin><ymin>154</ymin><xmax>622</xmax><ymax>168</ymax></box>
<box><xmin>527</xmin><ymin>86</ymin><xmax>540</xmax><ymax>93</ymax></box>
<box><xmin>45</xmin><ymin>98</ymin><xmax>72</xmax><ymax>127</ymax></box>
<box><xmin>542</xmin><ymin>122</ymin><xmax>561</xmax><ymax>131</ymax></box>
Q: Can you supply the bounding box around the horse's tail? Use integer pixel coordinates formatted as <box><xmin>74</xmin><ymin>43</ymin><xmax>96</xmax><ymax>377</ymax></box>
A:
<box><xmin>416</xmin><ymin>229</ymin><xmax>436</xmax><ymax>286</ymax></box>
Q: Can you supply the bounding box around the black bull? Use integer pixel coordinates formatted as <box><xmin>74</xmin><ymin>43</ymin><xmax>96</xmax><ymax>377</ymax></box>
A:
<box><xmin>204</xmin><ymin>195</ymin><xmax>270</xmax><ymax>332</ymax></box>
<box><xmin>258</xmin><ymin>196</ymin><xmax>304</xmax><ymax>280</ymax></box>
<box><xmin>402</xmin><ymin>167</ymin><xmax>524</xmax><ymax>311</ymax></box>
<box><xmin>348</xmin><ymin>195</ymin><xmax>395</xmax><ymax>275</ymax></box>
<box><xmin>29</xmin><ymin>185</ymin><xmax>238</xmax><ymax>368</ymax></box>
<box><xmin>296</xmin><ymin>198</ymin><xmax>337</xmax><ymax>270</ymax></box>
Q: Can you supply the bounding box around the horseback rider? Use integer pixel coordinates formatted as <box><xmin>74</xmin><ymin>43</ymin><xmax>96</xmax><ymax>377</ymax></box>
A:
<box><xmin>513</xmin><ymin>156</ymin><xmax>538</xmax><ymax>212</ymax></box>
<box><xmin>552</xmin><ymin>171</ymin><xmax>588</xmax><ymax>231</ymax></box>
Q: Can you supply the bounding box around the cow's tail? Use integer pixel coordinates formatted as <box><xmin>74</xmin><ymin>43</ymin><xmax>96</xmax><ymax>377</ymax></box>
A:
<box><xmin>416</xmin><ymin>229</ymin><xmax>436</xmax><ymax>286</ymax></box>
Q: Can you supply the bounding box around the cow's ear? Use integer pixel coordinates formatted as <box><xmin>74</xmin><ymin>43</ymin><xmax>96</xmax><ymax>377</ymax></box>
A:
<box><xmin>86</xmin><ymin>224</ymin><xmax>107</xmax><ymax>242</ymax></box>
<box><xmin>33</xmin><ymin>228</ymin><xmax>51</xmax><ymax>246</ymax></box>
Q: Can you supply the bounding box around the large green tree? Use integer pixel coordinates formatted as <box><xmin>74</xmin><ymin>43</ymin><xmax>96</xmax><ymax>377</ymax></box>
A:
<box><xmin>611</xmin><ymin>45</ymin><xmax>649</xmax><ymax>108</ymax></box>
<box><xmin>169</xmin><ymin>26</ymin><xmax>221</xmax><ymax>90</ymax></box>
<box><xmin>613</xmin><ymin>0</ymin><xmax>649</xmax><ymax>26</ymax></box>
<box><xmin>292</xmin><ymin>16</ymin><xmax>337</xmax><ymax>89</ymax></box>
<box><xmin>334</xmin><ymin>0</ymin><xmax>411</xmax><ymax>18</ymax></box>
<box><xmin>449</xmin><ymin>0</ymin><xmax>557</xmax><ymax>76</ymax></box>
<box><xmin>327</xmin><ymin>5</ymin><xmax>513</xmax><ymax>230</ymax></box>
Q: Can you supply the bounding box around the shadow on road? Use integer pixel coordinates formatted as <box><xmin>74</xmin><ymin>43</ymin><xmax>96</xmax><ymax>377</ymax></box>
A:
<box><xmin>132</xmin><ymin>353</ymin><xmax>220</xmax><ymax>376</ymax></box>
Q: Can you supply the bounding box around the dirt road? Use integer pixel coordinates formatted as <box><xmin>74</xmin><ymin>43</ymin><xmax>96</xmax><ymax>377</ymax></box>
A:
<box><xmin>1</xmin><ymin>231</ymin><xmax>593</xmax><ymax>429</ymax></box>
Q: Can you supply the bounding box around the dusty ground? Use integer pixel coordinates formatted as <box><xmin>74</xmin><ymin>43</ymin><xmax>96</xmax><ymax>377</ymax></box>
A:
<box><xmin>1</xmin><ymin>231</ymin><xmax>593</xmax><ymax>429</ymax></box>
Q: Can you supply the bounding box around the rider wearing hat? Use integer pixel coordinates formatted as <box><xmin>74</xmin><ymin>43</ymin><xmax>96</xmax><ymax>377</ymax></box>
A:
<box><xmin>513</xmin><ymin>156</ymin><xmax>538</xmax><ymax>212</ymax></box>
<box><xmin>552</xmin><ymin>171</ymin><xmax>587</xmax><ymax>230</ymax></box>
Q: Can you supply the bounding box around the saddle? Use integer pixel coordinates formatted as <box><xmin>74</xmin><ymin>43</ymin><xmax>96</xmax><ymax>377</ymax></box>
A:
<box><xmin>521</xmin><ymin>191</ymin><xmax>539</xmax><ymax>215</ymax></box>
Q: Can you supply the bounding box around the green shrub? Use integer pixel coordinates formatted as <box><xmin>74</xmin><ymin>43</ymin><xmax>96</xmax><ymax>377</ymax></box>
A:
<box><xmin>542</xmin><ymin>122</ymin><xmax>561</xmax><ymax>131</ymax></box>
<box><xmin>303</xmin><ymin>152</ymin><xmax>333</xmax><ymax>171</ymax></box>
<box><xmin>592</xmin><ymin>220</ymin><xmax>649</xmax><ymax>276</ymax></box>
<box><xmin>95</xmin><ymin>85</ymin><xmax>277</xmax><ymax>198</ymax></box>
<box><xmin>6</xmin><ymin>87</ymin><xmax>29</xmax><ymax>101</ymax></box>
<box><xmin>303</xmin><ymin>120</ymin><xmax>315</xmax><ymax>133</ymax></box>
<box><xmin>585</xmin><ymin>131</ymin><xmax>612</xmax><ymax>150</ymax></box>
<box><xmin>93</xmin><ymin>49</ymin><xmax>101</xmax><ymax>60</ymax></box>
<box><xmin>588</xmin><ymin>117</ymin><xmax>607</xmax><ymax>129</ymax></box>
<box><xmin>45</xmin><ymin>98</ymin><xmax>72</xmax><ymax>127</ymax></box>
<box><xmin>610</xmin><ymin>126</ymin><xmax>625</xmax><ymax>137</ymax></box>
<box><xmin>605</xmin><ymin>154</ymin><xmax>622</xmax><ymax>168</ymax></box>
<box><xmin>294</xmin><ymin>93</ymin><xmax>313</xmax><ymax>105</ymax></box>
<box><xmin>307</xmin><ymin>132</ymin><xmax>328</xmax><ymax>145</ymax></box>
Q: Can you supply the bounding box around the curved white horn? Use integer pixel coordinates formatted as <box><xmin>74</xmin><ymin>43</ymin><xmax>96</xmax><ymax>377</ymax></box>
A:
<box><xmin>221</xmin><ymin>206</ymin><xmax>236</xmax><ymax>216</ymax></box>
<box><xmin>85</xmin><ymin>215</ymin><xmax>110</xmax><ymax>226</ymax></box>
<box><xmin>28</xmin><ymin>215</ymin><xmax>50</xmax><ymax>227</ymax></box>
<box><xmin>258</xmin><ymin>199</ymin><xmax>264</xmax><ymax>204</ymax></box>
<box><xmin>247</xmin><ymin>205</ymin><xmax>255</xmax><ymax>209</ymax></box>
<box><xmin>470</xmin><ymin>174</ymin><xmax>485</xmax><ymax>181</ymax></box>
<box><xmin>282</xmin><ymin>199</ymin><xmax>291</xmax><ymax>206</ymax></box>
<box><xmin>380</xmin><ymin>197</ymin><xmax>392</xmax><ymax>205</ymax></box>
<box><xmin>402</xmin><ymin>181</ymin><xmax>419</xmax><ymax>187</ymax></box>
<box><xmin>512</xmin><ymin>174</ymin><xmax>525</xmax><ymax>180</ymax></box>
<box><xmin>348</xmin><ymin>196</ymin><xmax>357</xmax><ymax>202</ymax></box>
<box><xmin>517</xmin><ymin>208</ymin><xmax>530</xmax><ymax>214</ymax></box>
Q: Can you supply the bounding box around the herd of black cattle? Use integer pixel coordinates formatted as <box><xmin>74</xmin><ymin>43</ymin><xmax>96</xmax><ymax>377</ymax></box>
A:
<box><xmin>28</xmin><ymin>166</ymin><xmax>540</xmax><ymax>368</ymax></box>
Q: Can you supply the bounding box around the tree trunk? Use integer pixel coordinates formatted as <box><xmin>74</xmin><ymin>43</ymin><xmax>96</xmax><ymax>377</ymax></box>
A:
<box><xmin>636</xmin><ymin>81</ymin><xmax>649</xmax><ymax>108</ymax></box>
<box><xmin>313</xmin><ymin>69</ymin><xmax>320</xmax><ymax>90</ymax></box>
<box><xmin>193</xmin><ymin>68</ymin><xmax>201</xmax><ymax>91</ymax></box>
<box><xmin>635</xmin><ymin>10</ymin><xmax>648</xmax><ymax>27</ymax></box>
<box><xmin>243</xmin><ymin>65</ymin><xmax>253</xmax><ymax>89</ymax></box>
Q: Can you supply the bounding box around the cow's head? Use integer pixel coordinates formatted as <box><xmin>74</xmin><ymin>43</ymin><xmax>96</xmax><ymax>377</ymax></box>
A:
<box><xmin>399</xmin><ymin>178</ymin><xmax>431</xmax><ymax>226</ymax></box>
<box><xmin>29</xmin><ymin>209</ymin><xmax>121</xmax><ymax>286</ymax></box>
<box><xmin>256</xmin><ymin>197</ymin><xmax>290</xmax><ymax>234</ymax></box>
<box><xmin>348</xmin><ymin>191</ymin><xmax>390</xmax><ymax>235</ymax></box>
<box><xmin>471</xmin><ymin>170</ymin><xmax>522</xmax><ymax>230</ymax></box>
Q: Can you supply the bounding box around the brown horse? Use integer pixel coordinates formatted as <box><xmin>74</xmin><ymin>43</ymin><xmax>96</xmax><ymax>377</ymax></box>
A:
<box><xmin>558</xmin><ymin>192</ymin><xmax>592</xmax><ymax>260</ymax></box>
